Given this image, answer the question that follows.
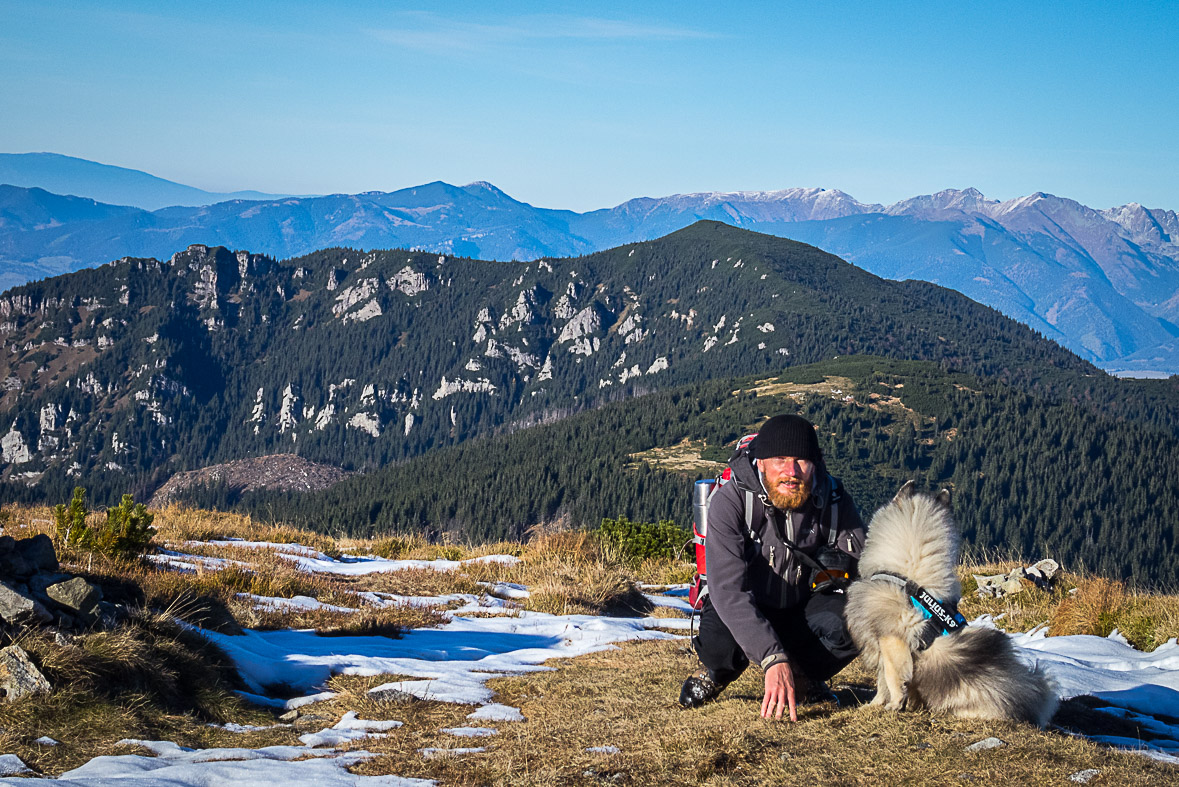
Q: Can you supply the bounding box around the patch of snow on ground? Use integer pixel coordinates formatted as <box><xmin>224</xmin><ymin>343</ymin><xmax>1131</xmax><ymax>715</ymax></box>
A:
<box><xmin>419</xmin><ymin>747</ymin><xmax>485</xmax><ymax>758</ymax></box>
<box><xmin>196</xmin><ymin>539</ymin><xmax>331</xmax><ymax>558</ymax></box>
<box><xmin>300</xmin><ymin>712</ymin><xmax>404</xmax><ymax>747</ymax></box>
<box><xmin>277</xmin><ymin>552</ymin><xmax>521</xmax><ymax>576</ymax></box>
<box><xmin>442</xmin><ymin>727</ymin><xmax>498</xmax><ymax>737</ymax></box>
<box><xmin>0</xmin><ymin>754</ymin><xmax>33</xmax><ymax>776</ymax></box>
<box><xmin>147</xmin><ymin>549</ymin><xmax>250</xmax><ymax>573</ymax></box>
<box><xmin>239</xmin><ymin>593</ymin><xmax>360</xmax><ymax>614</ymax></box>
<box><xmin>587</xmin><ymin>746</ymin><xmax>620</xmax><ymax>754</ymax></box>
<box><xmin>10</xmin><ymin>739</ymin><xmax>436</xmax><ymax>786</ymax></box>
<box><xmin>468</xmin><ymin>703</ymin><xmax>525</xmax><ymax>722</ymax></box>
<box><xmin>999</xmin><ymin>621</ymin><xmax>1179</xmax><ymax>761</ymax></box>
<box><xmin>210</xmin><ymin>721</ymin><xmax>289</xmax><ymax>733</ymax></box>
<box><xmin>642</xmin><ymin>593</ymin><xmax>694</xmax><ymax>614</ymax></box>
<box><xmin>478</xmin><ymin>580</ymin><xmax>530</xmax><ymax>599</ymax></box>
<box><xmin>176</xmin><ymin>539</ymin><xmax>520</xmax><ymax>576</ymax></box>
<box><xmin>202</xmin><ymin>609</ymin><xmax>682</xmax><ymax>707</ymax></box>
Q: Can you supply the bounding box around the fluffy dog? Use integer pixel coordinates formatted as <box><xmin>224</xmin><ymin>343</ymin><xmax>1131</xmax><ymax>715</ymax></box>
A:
<box><xmin>845</xmin><ymin>481</ymin><xmax>1058</xmax><ymax>726</ymax></box>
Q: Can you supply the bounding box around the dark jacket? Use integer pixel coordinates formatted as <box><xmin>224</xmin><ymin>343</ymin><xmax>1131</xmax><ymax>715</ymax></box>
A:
<box><xmin>704</xmin><ymin>455</ymin><xmax>866</xmax><ymax>668</ymax></box>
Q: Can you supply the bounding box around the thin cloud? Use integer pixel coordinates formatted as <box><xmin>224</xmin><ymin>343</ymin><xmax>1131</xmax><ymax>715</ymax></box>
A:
<box><xmin>368</xmin><ymin>11</ymin><xmax>718</xmax><ymax>54</ymax></box>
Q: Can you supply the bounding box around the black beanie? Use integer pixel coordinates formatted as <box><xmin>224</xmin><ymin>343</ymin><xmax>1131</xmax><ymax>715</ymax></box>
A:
<box><xmin>751</xmin><ymin>414</ymin><xmax>822</xmax><ymax>462</ymax></box>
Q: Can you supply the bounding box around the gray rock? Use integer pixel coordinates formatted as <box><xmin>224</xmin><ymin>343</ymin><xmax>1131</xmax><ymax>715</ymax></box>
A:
<box><xmin>46</xmin><ymin>577</ymin><xmax>102</xmax><ymax>623</ymax></box>
<box><xmin>279</xmin><ymin>709</ymin><xmax>299</xmax><ymax>722</ymax></box>
<box><xmin>0</xmin><ymin>582</ymin><xmax>52</xmax><ymax>624</ymax></box>
<box><xmin>28</xmin><ymin>572</ymin><xmax>70</xmax><ymax>594</ymax></box>
<box><xmin>1069</xmin><ymin>769</ymin><xmax>1100</xmax><ymax>784</ymax></box>
<box><xmin>0</xmin><ymin>551</ymin><xmax>32</xmax><ymax>578</ymax></box>
<box><xmin>367</xmin><ymin>686</ymin><xmax>418</xmax><ymax>703</ymax></box>
<box><xmin>97</xmin><ymin>600</ymin><xmax>124</xmax><ymax>628</ymax></box>
<box><xmin>0</xmin><ymin>644</ymin><xmax>51</xmax><ymax>701</ymax></box>
<box><xmin>964</xmin><ymin>737</ymin><xmax>1005</xmax><ymax>752</ymax></box>
<box><xmin>17</xmin><ymin>535</ymin><xmax>58</xmax><ymax>573</ymax></box>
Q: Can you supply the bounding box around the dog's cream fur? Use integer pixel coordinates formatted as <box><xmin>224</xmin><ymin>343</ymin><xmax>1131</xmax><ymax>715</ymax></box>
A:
<box><xmin>845</xmin><ymin>481</ymin><xmax>1058</xmax><ymax>726</ymax></box>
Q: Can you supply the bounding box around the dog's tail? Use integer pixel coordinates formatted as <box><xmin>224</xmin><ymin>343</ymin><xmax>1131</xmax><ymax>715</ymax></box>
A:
<box><xmin>1022</xmin><ymin>664</ymin><xmax>1060</xmax><ymax>728</ymax></box>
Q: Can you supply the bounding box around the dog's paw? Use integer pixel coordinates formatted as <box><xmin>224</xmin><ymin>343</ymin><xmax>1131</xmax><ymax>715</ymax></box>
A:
<box><xmin>869</xmin><ymin>692</ymin><xmax>887</xmax><ymax>706</ymax></box>
<box><xmin>884</xmin><ymin>698</ymin><xmax>905</xmax><ymax>711</ymax></box>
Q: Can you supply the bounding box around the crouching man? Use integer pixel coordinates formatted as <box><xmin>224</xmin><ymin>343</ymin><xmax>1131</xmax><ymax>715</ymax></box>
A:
<box><xmin>680</xmin><ymin>414</ymin><xmax>866</xmax><ymax>721</ymax></box>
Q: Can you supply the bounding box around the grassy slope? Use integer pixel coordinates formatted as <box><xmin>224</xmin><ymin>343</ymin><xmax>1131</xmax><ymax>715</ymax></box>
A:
<box><xmin>2</xmin><ymin>507</ymin><xmax>1179</xmax><ymax>783</ymax></box>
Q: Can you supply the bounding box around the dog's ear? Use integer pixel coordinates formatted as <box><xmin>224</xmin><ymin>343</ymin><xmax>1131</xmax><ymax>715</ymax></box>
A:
<box><xmin>893</xmin><ymin>480</ymin><xmax>917</xmax><ymax>501</ymax></box>
<box><xmin>935</xmin><ymin>488</ymin><xmax>952</xmax><ymax>508</ymax></box>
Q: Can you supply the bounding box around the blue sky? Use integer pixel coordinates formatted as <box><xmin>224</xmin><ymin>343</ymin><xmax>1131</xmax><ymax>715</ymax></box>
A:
<box><xmin>1</xmin><ymin>1</ymin><xmax>1176</xmax><ymax>211</ymax></box>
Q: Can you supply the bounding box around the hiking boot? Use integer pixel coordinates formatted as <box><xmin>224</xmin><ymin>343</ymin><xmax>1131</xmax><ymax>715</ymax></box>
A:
<box><xmin>679</xmin><ymin>671</ymin><xmax>720</xmax><ymax>708</ymax></box>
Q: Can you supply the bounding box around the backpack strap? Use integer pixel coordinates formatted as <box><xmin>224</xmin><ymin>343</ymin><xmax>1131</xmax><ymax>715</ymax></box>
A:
<box><xmin>744</xmin><ymin>489</ymin><xmax>757</xmax><ymax>542</ymax></box>
<box><xmin>825</xmin><ymin>475</ymin><xmax>841</xmax><ymax>547</ymax></box>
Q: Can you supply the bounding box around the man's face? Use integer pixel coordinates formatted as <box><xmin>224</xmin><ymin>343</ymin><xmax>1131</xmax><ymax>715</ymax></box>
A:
<box><xmin>760</xmin><ymin>456</ymin><xmax>814</xmax><ymax>510</ymax></box>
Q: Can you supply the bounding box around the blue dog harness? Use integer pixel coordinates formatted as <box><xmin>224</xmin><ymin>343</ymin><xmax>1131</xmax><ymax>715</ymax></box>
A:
<box><xmin>869</xmin><ymin>571</ymin><xmax>968</xmax><ymax>650</ymax></box>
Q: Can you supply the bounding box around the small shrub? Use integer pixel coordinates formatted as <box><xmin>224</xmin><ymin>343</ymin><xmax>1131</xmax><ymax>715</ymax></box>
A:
<box><xmin>53</xmin><ymin>489</ymin><xmax>156</xmax><ymax>559</ymax></box>
<box><xmin>599</xmin><ymin>516</ymin><xmax>688</xmax><ymax>565</ymax></box>
<box><xmin>94</xmin><ymin>495</ymin><xmax>157</xmax><ymax>558</ymax></box>
<box><xmin>54</xmin><ymin>487</ymin><xmax>90</xmax><ymax>547</ymax></box>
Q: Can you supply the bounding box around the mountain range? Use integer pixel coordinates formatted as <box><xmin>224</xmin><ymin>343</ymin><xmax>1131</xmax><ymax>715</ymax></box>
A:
<box><xmin>3</xmin><ymin>221</ymin><xmax>1143</xmax><ymax>503</ymax></box>
<box><xmin>0</xmin><ymin>153</ymin><xmax>289</xmax><ymax>211</ymax></box>
<box><xmin>1</xmin><ymin>156</ymin><xmax>1178</xmax><ymax>375</ymax></box>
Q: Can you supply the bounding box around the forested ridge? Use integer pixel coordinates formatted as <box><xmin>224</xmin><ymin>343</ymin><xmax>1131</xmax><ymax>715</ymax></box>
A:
<box><xmin>3</xmin><ymin>223</ymin><xmax>1178</xmax><ymax>585</ymax></box>
<box><xmin>178</xmin><ymin>357</ymin><xmax>1179</xmax><ymax>587</ymax></box>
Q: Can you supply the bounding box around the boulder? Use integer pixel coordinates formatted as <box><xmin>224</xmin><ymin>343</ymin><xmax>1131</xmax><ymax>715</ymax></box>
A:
<box><xmin>973</xmin><ymin>558</ymin><xmax>1060</xmax><ymax>598</ymax></box>
<box><xmin>16</xmin><ymin>535</ymin><xmax>58</xmax><ymax>573</ymax></box>
<box><xmin>46</xmin><ymin>577</ymin><xmax>102</xmax><ymax>624</ymax></box>
<box><xmin>0</xmin><ymin>582</ymin><xmax>52</xmax><ymax>625</ymax></box>
<box><xmin>0</xmin><ymin>644</ymin><xmax>51</xmax><ymax>701</ymax></box>
<box><xmin>0</xmin><ymin>551</ymin><xmax>32</xmax><ymax>579</ymax></box>
<box><xmin>28</xmin><ymin>572</ymin><xmax>70</xmax><ymax>594</ymax></box>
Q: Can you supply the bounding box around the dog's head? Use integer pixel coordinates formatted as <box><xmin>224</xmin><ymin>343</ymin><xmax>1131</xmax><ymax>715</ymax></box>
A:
<box><xmin>861</xmin><ymin>480</ymin><xmax>961</xmax><ymax>599</ymax></box>
<box><xmin>893</xmin><ymin>479</ymin><xmax>952</xmax><ymax>510</ymax></box>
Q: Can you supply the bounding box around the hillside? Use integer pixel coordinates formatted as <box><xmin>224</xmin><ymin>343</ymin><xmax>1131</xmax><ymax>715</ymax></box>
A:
<box><xmin>3</xmin><ymin>176</ymin><xmax>1178</xmax><ymax>372</ymax></box>
<box><xmin>202</xmin><ymin>357</ymin><xmax>1179</xmax><ymax>586</ymax></box>
<box><xmin>1</xmin><ymin>506</ymin><xmax>1178</xmax><ymax>783</ymax></box>
<box><xmin>10</xmin><ymin>221</ymin><xmax>1166</xmax><ymax>507</ymax></box>
<box><xmin>147</xmin><ymin>453</ymin><xmax>353</xmax><ymax>508</ymax></box>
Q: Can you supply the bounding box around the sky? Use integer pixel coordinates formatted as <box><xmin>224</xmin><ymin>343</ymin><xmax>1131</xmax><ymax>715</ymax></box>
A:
<box><xmin>1</xmin><ymin>1</ymin><xmax>1176</xmax><ymax>212</ymax></box>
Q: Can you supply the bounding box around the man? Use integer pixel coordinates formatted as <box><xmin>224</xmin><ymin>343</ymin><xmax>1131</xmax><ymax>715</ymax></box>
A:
<box><xmin>680</xmin><ymin>413</ymin><xmax>866</xmax><ymax>721</ymax></box>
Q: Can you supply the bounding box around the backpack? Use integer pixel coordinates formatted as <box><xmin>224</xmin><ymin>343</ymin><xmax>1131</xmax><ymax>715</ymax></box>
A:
<box><xmin>687</xmin><ymin>433</ymin><xmax>755</xmax><ymax>610</ymax></box>
<box><xmin>687</xmin><ymin>433</ymin><xmax>848</xmax><ymax>612</ymax></box>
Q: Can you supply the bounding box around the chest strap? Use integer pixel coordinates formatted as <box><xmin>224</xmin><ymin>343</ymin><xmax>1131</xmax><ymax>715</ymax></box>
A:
<box><xmin>868</xmin><ymin>571</ymin><xmax>967</xmax><ymax>650</ymax></box>
<box><xmin>744</xmin><ymin>489</ymin><xmax>849</xmax><ymax>591</ymax></box>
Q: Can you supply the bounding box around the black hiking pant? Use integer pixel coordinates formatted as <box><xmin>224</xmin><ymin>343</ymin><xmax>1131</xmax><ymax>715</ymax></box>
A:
<box><xmin>692</xmin><ymin>591</ymin><xmax>858</xmax><ymax>689</ymax></box>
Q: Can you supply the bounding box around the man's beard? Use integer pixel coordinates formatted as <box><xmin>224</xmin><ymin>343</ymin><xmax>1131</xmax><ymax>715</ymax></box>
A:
<box><xmin>766</xmin><ymin>476</ymin><xmax>812</xmax><ymax>511</ymax></box>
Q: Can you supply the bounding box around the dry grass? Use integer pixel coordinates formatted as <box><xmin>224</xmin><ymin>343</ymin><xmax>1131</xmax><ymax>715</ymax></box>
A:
<box><xmin>336</xmin><ymin>639</ymin><xmax>1178</xmax><ymax>786</ymax></box>
<box><xmin>468</xmin><ymin>531</ymin><xmax>654</xmax><ymax>616</ymax></box>
<box><xmin>959</xmin><ymin>563</ymin><xmax>1179</xmax><ymax>651</ymax></box>
<box><xmin>0</xmin><ymin>609</ymin><xmax>274</xmax><ymax>775</ymax></box>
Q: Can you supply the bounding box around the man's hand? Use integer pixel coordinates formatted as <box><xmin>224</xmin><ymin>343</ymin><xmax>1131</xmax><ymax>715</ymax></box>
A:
<box><xmin>761</xmin><ymin>661</ymin><xmax>796</xmax><ymax>721</ymax></box>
